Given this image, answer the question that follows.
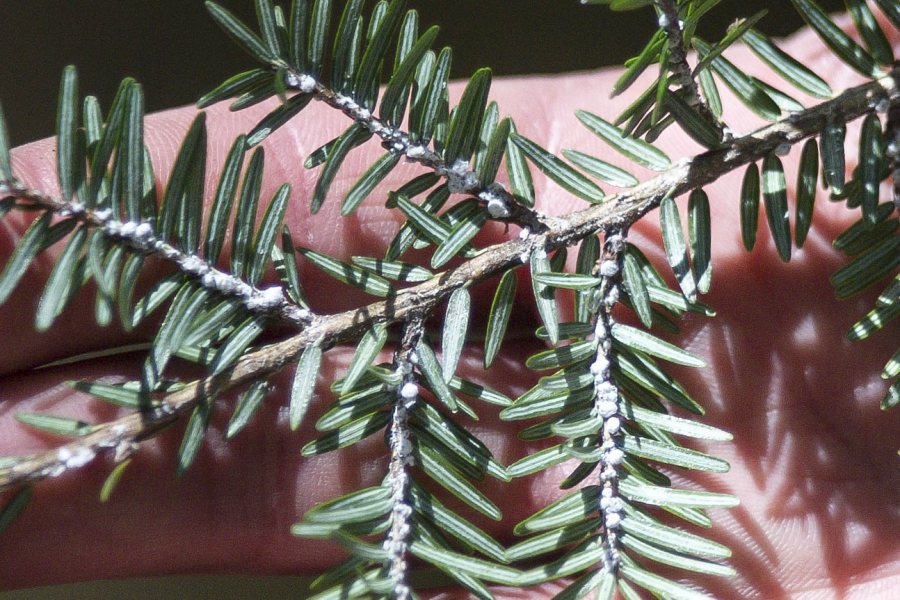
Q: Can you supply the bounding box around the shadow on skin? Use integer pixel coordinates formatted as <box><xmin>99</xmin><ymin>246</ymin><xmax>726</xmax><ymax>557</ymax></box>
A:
<box><xmin>672</xmin><ymin>224</ymin><xmax>899</xmax><ymax>598</ymax></box>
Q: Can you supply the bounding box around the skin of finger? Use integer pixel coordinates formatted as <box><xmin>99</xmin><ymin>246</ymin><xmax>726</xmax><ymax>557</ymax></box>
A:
<box><xmin>1</xmin><ymin>16</ymin><xmax>899</xmax><ymax>599</ymax></box>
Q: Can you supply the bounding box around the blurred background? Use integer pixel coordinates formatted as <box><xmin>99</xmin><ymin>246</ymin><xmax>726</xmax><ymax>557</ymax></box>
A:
<box><xmin>0</xmin><ymin>0</ymin><xmax>843</xmax><ymax>598</ymax></box>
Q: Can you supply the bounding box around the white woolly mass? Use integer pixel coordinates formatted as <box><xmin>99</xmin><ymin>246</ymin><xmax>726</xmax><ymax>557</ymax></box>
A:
<box><xmin>300</xmin><ymin>75</ymin><xmax>316</xmax><ymax>94</ymax></box>
<box><xmin>134</xmin><ymin>222</ymin><xmax>153</xmax><ymax>240</ymax></box>
<box><xmin>604</xmin><ymin>447</ymin><xmax>625</xmax><ymax>466</ymax></box>
<box><xmin>597</xmin><ymin>400</ymin><xmax>618</xmax><ymax>418</ymax></box>
<box><xmin>603</xmin><ymin>416</ymin><xmax>621</xmax><ymax>436</ymax></box>
<box><xmin>285</xmin><ymin>72</ymin><xmax>317</xmax><ymax>94</ymax></box>
<box><xmin>178</xmin><ymin>254</ymin><xmax>210</xmax><ymax>276</ymax></box>
<box><xmin>600</xmin><ymin>465</ymin><xmax>618</xmax><ymax>481</ymax></box>
<box><xmin>120</xmin><ymin>221</ymin><xmax>137</xmax><ymax>237</ymax></box>
<box><xmin>62</xmin><ymin>201</ymin><xmax>85</xmax><ymax>217</ymax></box>
<box><xmin>399</xmin><ymin>381</ymin><xmax>418</xmax><ymax>400</ymax></box>
<box><xmin>596</xmin><ymin>381</ymin><xmax>617</xmax><ymax>401</ymax></box>
<box><xmin>480</xmin><ymin>185</ymin><xmax>512</xmax><ymax>218</ymax></box>
<box><xmin>604</xmin><ymin>285</ymin><xmax>620</xmax><ymax>308</ymax></box>
<box><xmin>486</xmin><ymin>197</ymin><xmax>510</xmax><ymax>218</ymax></box>
<box><xmin>600</xmin><ymin>496</ymin><xmax>624</xmax><ymax>513</ymax></box>
<box><xmin>57</xmin><ymin>446</ymin><xmax>96</xmax><ymax>469</ymax></box>
<box><xmin>101</xmin><ymin>217</ymin><xmax>162</xmax><ymax>252</ymax></box>
<box><xmin>405</xmin><ymin>145</ymin><xmax>427</xmax><ymax>159</ymax></box>
<box><xmin>443</xmin><ymin>159</ymin><xmax>479</xmax><ymax>193</ymax></box>
<box><xmin>604</xmin><ymin>512</ymin><xmax>622</xmax><ymax>529</ymax></box>
<box><xmin>591</xmin><ymin>354</ymin><xmax>610</xmax><ymax>375</ymax></box>
<box><xmin>92</xmin><ymin>208</ymin><xmax>112</xmax><ymax>221</ymax></box>
<box><xmin>246</xmin><ymin>286</ymin><xmax>285</xmax><ymax>310</ymax></box>
<box><xmin>284</xmin><ymin>72</ymin><xmax>300</xmax><ymax>88</ymax></box>
<box><xmin>594</xmin><ymin>319</ymin><xmax>610</xmax><ymax>342</ymax></box>
<box><xmin>605</xmin><ymin>232</ymin><xmax>625</xmax><ymax>253</ymax></box>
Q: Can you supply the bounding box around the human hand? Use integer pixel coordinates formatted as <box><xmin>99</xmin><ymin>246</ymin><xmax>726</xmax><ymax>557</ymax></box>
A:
<box><xmin>0</xmin><ymin>15</ymin><xmax>898</xmax><ymax>599</ymax></box>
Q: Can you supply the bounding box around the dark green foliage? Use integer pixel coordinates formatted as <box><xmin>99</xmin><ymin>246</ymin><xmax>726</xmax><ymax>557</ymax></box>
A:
<box><xmin>693</xmin><ymin>38</ymin><xmax>781</xmax><ymax>121</ymax></box>
<box><xmin>0</xmin><ymin>101</ymin><xmax>12</xmax><ymax>183</ymax></box>
<box><xmin>0</xmin><ymin>487</ymin><xmax>32</xmax><ymax>535</ymax></box>
<box><xmin>688</xmin><ymin>189</ymin><xmax>712</xmax><ymax>294</ymax></box>
<box><xmin>664</xmin><ymin>91</ymin><xmax>722</xmax><ymax>148</ymax></box>
<box><xmin>791</xmin><ymin>0</ymin><xmax>883</xmax><ymax>76</ymax></box>
<box><xmin>576</xmin><ymin>110</ymin><xmax>670</xmax><ymax>170</ymax></box>
<box><xmin>858</xmin><ymin>113</ymin><xmax>885</xmax><ymax>225</ymax></box>
<box><xmin>762</xmin><ymin>154</ymin><xmax>791</xmax><ymax>262</ymax></box>
<box><xmin>740</xmin><ymin>163</ymin><xmax>760</xmax><ymax>251</ymax></box>
<box><xmin>511</xmin><ymin>133</ymin><xmax>606</xmax><ymax>203</ymax></box>
<box><xmin>744</xmin><ymin>28</ymin><xmax>832</xmax><ymax>98</ymax></box>
<box><xmin>821</xmin><ymin>121</ymin><xmax>847</xmax><ymax>193</ymax></box>
<box><xmin>298</xmin><ymin>245</ymin><xmax>394</xmax><ymax>296</ymax></box>
<box><xmin>659</xmin><ymin>195</ymin><xmax>698</xmax><ymax>302</ymax></box>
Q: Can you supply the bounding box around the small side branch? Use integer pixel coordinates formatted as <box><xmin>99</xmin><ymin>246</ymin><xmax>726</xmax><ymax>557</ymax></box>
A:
<box><xmin>282</xmin><ymin>69</ymin><xmax>552</xmax><ymax>233</ymax></box>
<box><xmin>3</xmin><ymin>185</ymin><xmax>313</xmax><ymax>327</ymax></box>
<box><xmin>655</xmin><ymin>0</ymin><xmax>726</xmax><ymax>141</ymax></box>
<box><xmin>383</xmin><ymin>318</ymin><xmax>425</xmax><ymax>600</ymax></box>
<box><xmin>591</xmin><ymin>228</ymin><xmax>627</xmax><ymax>571</ymax></box>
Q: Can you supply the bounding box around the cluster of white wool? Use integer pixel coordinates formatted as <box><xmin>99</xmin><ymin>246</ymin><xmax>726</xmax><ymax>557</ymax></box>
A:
<box><xmin>57</xmin><ymin>446</ymin><xmax>96</xmax><ymax>470</ymax></box>
<box><xmin>283</xmin><ymin>71</ymin><xmax>317</xmax><ymax>94</ymax></box>
<box><xmin>404</xmin><ymin>144</ymin><xmax>428</xmax><ymax>160</ymax></box>
<box><xmin>440</xmin><ymin>159</ymin><xmax>480</xmax><ymax>194</ymax></box>
<box><xmin>382</xmin><ymin>368</ymin><xmax>419</xmax><ymax>600</ymax></box>
<box><xmin>38</xmin><ymin>445</ymin><xmax>97</xmax><ymax>479</ymax></box>
<box><xmin>590</xmin><ymin>230</ymin><xmax>627</xmax><ymax>570</ymax></box>
<box><xmin>479</xmin><ymin>182</ymin><xmax>512</xmax><ymax>218</ymax></box>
